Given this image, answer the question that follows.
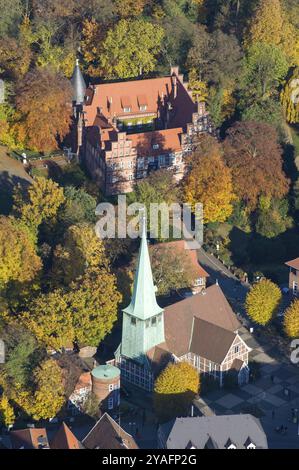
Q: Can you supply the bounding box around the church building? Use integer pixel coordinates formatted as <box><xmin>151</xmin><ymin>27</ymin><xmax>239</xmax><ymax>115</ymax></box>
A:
<box><xmin>115</xmin><ymin>222</ymin><xmax>251</xmax><ymax>391</ymax></box>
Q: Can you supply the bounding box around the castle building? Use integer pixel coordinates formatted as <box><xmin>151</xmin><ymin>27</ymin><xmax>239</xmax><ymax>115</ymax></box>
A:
<box><xmin>71</xmin><ymin>64</ymin><xmax>215</xmax><ymax>195</ymax></box>
<box><xmin>115</xmin><ymin>223</ymin><xmax>251</xmax><ymax>391</ymax></box>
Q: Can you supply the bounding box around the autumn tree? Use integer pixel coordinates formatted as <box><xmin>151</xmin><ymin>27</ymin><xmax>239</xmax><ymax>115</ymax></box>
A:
<box><xmin>0</xmin><ymin>217</ymin><xmax>41</xmax><ymax>289</ymax></box>
<box><xmin>114</xmin><ymin>0</ymin><xmax>147</xmax><ymax>18</ymax></box>
<box><xmin>223</xmin><ymin>122</ymin><xmax>289</xmax><ymax>211</ymax></box>
<box><xmin>245</xmin><ymin>279</ymin><xmax>282</xmax><ymax>325</ymax></box>
<box><xmin>246</xmin><ymin>0</ymin><xmax>299</xmax><ymax>65</ymax></box>
<box><xmin>29</xmin><ymin>359</ymin><xmax>65</xmax><ymax>421</ymax></box>
<box><xmin>154</xmin><ymin>362</ymin><xmax>199</xmax><ymax>423</ymax></box>
<box><xmin>80</xmin><ymin>19</ymin><xmax>106</xmax><ymax>77</ymax></box>
<box><xmin>255</xmin><ymin>197</ymin><xmax>292</xmax><ymax>239</ymax></box>
<box><xmin>0</xmin><ymin>0</ymin><xmax>23</xmax><ymax>37</ymax></box>
<box><xmin>183</xmin><ymin>137</ymin><xmax>234</xmax><ymax>223</ymax></box>
<box><xmin>0</xmin><ymin>395</ymin><xmax>15</xmax><ymax>427</ymax></box>
<box><xmin>99</xmin><ymin>19</ymin><xmax>164</xmax><ymax>79</ymax></box>
<box><xmin>14</xmin><ymin>177</ymin><xmax>65</xmax><ymax>234</ymax></box>
<box><xmin>69</xmin><ymin>267</ymin><xmax>122</xmax><ymax>347</ymax></box>
<box><xmin>23</xmin><ymin>290</ymin><xmax>74</xmax><ymax>351</ymax></box>
<box><xmin>15</xmin><ymin>67</ymin><xmax>73</xmax><ymax>152</ymax></box>
<box><xmin>51</xmin><ymin>223</ymin><xmax>107</xmax><ymax>286</ymax></box>
<box><xmin>149</xmin><ymin>243</ymin><xmax>201</xmax><ymax>295</ymax></box>
<box><xmin>281</xmin><ymin>68</ymin><xmax>299</xmax><ymax>123</ymax></box>
<box><xmin>284</xmin><ymin>299</ymin><xmax>299</xmax><ymax>338</ymax></box>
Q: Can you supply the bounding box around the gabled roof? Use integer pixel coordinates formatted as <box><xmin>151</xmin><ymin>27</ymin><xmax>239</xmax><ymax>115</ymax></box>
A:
<box><xmin>50</xmin><ymin>423</ymin><xmax>81</xmax><ymax>449</ymax></box>
<box><xmin>161</xmin><ymin>415</ymin><xmax>268</xmax><ymax>449</ymax></box>
<box><xmin>82</xmin><ymin>413</ymin><xmax>138</xmax><ymax>450</ymax></box>
<box><xmin>84</xmin><ymin>74</ymin><xmax>196</xmax><ymax>130</ymax></box>
<box><xmin>163</xmin><ymin>284</ymin><xmax>241</xmax><ymax>357</ymax></box>
<box><xmin>123</xmin><ymin>218</ymin><xmax>163</xmax><ymax>321</ymax></box>
<box><xmin>285</xmin><ymin>257</ymin><xmax>299</xmax><ymax>270</ymax></box>
<box><xmin>190</xmin><ymin>318</ymin><xmax>237</xmax><ymax>364</ymax></box>
<box><xmin>10</xmin><ymin>428</ymin><xmax>49</xmax><ymax>449</ymax></box>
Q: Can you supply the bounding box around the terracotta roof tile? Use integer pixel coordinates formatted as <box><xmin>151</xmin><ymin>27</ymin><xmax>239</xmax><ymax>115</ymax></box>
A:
<box><xmin>285</xmin><ymin>257</ymin><xmax>299</xmax><ymax>270</ymax></box>
<box><xmin>82</xmin><ymin>413</ymin><xmax>138</xmax><ymax>450</ymax></box>
<box><xmin>50</xmin><ymin>423</ymin><xmax>81</xmax><ymax>449</ymax></box>
<box><xmin>10</xmin><ymin>428</ymin><xmax>49</xmax><ymax>449</ymax></box>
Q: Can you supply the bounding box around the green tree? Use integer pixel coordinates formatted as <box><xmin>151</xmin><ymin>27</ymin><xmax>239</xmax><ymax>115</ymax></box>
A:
<box><xmin>0</xmin><ymin>0</ymin><xmax>22</xmax><ymax>36</ymax></box>
<box><xmin>255</xmin><ymin>197</ymin><xmax>293</xmax><ymax>238</ymax></box>
<box><xmin>245</xmin><ymin>279</ymin><xmax>282</xmax><ymax>325</ymax></box>
<box><xmin>284</xmin><ymin>299</ymin><xmax>299</xmax><ymax>338</ymax></box>
<box><xmin>58</xmin><ymin>186</ymin><xmax>97</xmax><ymax>228</ymax></box>
<box><xmin>154</xmin><ymin>362</ymin><xmax>199</xmax><ymax>423</ymax></box>
<box><xmin>100</xmin><ymin>19</ymin><xmax>164</xmax><ymax>79</ymax></box>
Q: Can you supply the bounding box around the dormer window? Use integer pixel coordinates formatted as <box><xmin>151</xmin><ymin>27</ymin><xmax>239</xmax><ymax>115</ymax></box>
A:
<box><xmin>153</xmin><ymin>144</ymin><xmax>159</xmax><ymax>150</ymax></box>
<box><xmin>138</xmin><ymin>94</ymin><xmax>148</xmax><ymax>112</ymax></box>
<box><xmin>121</xmin><ymin>96</ymin><xmax>131</xmax><ymax>113</ymax></box>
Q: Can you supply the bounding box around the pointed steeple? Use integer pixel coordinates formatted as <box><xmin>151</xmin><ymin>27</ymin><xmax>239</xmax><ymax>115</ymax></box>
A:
<box><xmin>71</xmin><ymin>59</ymin><xmax>86</xmax><ymax>105</ymax></box>
<box><xmin>123</xmin><ymin>217</ymin><xmax>163</xmax><ymax>321</ymax></box>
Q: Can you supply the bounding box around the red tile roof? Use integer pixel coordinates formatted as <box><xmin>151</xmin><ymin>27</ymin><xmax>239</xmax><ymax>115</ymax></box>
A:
<box><xmin>74</xmin><ymin>372</ymin><xmax>92</xmax><ymax>392</ymax></box>
<box><xmin>50</xmin><ymin>423</ymin><xmax>81</xmax><ymax>449</ymax></box>
<box><xmin>285</xmin><ymin>257</ymin><xmax>299</xmax><ymax>270</ymax></box>
<box><xmin>127</xmin><ymin>128</ymin><xmax>183</xmax><ymax>156</ymax></box>
<box><xmin>82</xmin><ymin>413</ymin><xmax>138</xmax><ymax>449</ymax></box>
<box><xmin>10</xmin><ymin>428</ymin><xmax>49</xmax><ymax>449</ymax></box>
<box><xmin>84</xmin><ymin>75</ymin><xmax>196</xmax><ymax>130</ymax></box>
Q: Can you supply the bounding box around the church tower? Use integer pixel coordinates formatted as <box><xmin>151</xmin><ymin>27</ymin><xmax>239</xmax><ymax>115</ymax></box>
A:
<box><xmin>121</xmin><ymin>219</ymin><xmax>165</xmax><ymax>363</ymax></box>
<box><xmin>71</xmin><ymin>60</ymin><xmax>86</xmax><ymax>155</ymax></box>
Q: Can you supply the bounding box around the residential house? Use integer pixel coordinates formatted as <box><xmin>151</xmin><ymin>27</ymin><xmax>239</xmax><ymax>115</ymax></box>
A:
<box><xmin>50</xmin><ymin>422</ymin><xmax>82</xmax><ymax>449</ymax></box>
<box><xmin>10</xmin><ymin>428</ymin><xmax>50</xmax><ymax>449</ymax></box>
<box><xmin>158</xmin><ymin>415</ymin><xmax>268</xmax><ymax>449</ymax></box>
<box><xmin>67</xmin><ymin>371</ymin><xmax>92</xmax><ymax>415</ymax></box>
<box><xmin>285</xmin><ymin>257</ymin><xmax>299</xmax><ymax>295</ymax></box>
<box><xmin>82</xmin><ymin>413</ymin><xmax>138</xmax><ymax>449</ymax></box>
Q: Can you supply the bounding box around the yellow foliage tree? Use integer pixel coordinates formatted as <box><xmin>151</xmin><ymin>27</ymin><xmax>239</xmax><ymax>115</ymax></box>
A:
<box><xmin>188</xmin><ymin>69</ymin><xmax>208</xmax><ymax>103</ymax></box>
<box><xmin>15</xmin><ymin>177</ymin><xmax>65</xmax><ymax>234</ymax></box>
<box><xmin>284</xmin><ymin>299</ymin><xmax>299</xmax><ymax>338</ymax></box>
<box><xmin>154</xmin><ymin>362</ymin><xmax>199</xmax><ymax>423</ymax></box>
<box><xmin>281</xmin><ymin>68</ymin><xmax>299</xmax><ymax>123</ymax></box>
<box><xmin>0</xmin><ymin>216</ymin><xmax>41</xmax><ymax>289</ymax></box>
<box><xmin>114</xmin><ymin>0</ymin><xmax>146</xmax><ymax>17</ymax></box>
<box><xmin>0</xmin><ymin>395</ymin><xmax>15</xmax><ymax>427</ymax></box>
<box><xmin>52</xmin><ymin>223</ymin><xmax>108</xmax><ymax>285</ymax></box>
<box><xmin>80</xmin><ymin>19</ymin><xmax>105</xmax><ymax>77</ymax></box>
<box><xmin>30</xmin><ymin>359</ymin><xmax>65</xmax><ymax>421</ymax></box>
<box><xmin>246</xmin><ymin>0</ymin><xmax>299</xmax><ymax>65</ymax></box>
<box><xmin>23</xmin><ymin>289</ymin><xmax>74</xmax><ymax>351</ymax></box>
<box><xmin>245</xmin><ymin>279</ymin><xmax>282</xmax><ymax>325</ymax></box>
<box><xmin>183</xmin><ymin>139</ymin><xmax>234</xmax><ymax>223</ymax></box>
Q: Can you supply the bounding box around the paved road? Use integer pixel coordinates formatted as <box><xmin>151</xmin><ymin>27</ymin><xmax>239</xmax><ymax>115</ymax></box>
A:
<box><xmin>198</xmin><ymin>248</ymin><xmax>250</xmax><ymax>317</ymax></box>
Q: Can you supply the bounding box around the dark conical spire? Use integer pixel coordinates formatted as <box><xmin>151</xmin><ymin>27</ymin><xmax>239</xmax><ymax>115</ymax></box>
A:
<box><xmin>71</xmin><ymin>59</ymin><xmax>86</xmax><ymax>105</ymax></box>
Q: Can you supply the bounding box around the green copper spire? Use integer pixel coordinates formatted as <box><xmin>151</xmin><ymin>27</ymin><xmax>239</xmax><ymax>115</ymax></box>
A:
<box><xmin>123</xmin><ymin>217</ymin><xmax>163</xmax><ymax>320</ymax></box>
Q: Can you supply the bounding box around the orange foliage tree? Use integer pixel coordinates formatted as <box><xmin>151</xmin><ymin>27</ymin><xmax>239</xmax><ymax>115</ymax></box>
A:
<box><xmin>14</xmin><ymin>67</ymin><xmax>73</xmax><ymax>152</ymax></box>
<box><xmin>223</xmin><ymin>121</ymin><xmax>289</xmax><ymax>211</ymax></box>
